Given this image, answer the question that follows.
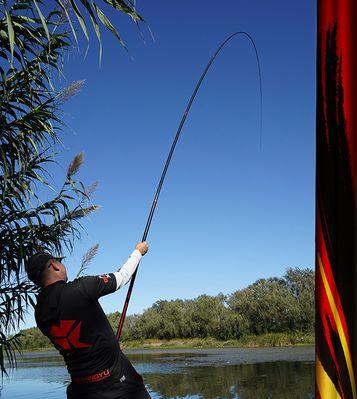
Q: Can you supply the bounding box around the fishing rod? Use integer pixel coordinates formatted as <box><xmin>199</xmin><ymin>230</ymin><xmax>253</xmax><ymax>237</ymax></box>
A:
<box><xmin>116</xmin><ymin>31</ymin><xmax>262</xmax><ymax>341</ymax></box>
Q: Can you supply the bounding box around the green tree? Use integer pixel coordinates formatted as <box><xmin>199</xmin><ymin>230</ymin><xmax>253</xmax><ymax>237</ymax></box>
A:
<box><xmin>185</xmin><ymin>294</ymin><xmax>248</xmax><ymax>340</ymax></box>
<box><xmin>133</xmin><ymin>300</ymin><xmax>182</xmax><ymax>340</ymax></box>
<box><xmin>284</xmin><ymin>267</ymin><xmax>315</xmax><ymax>332</ymax></box>
<box><xmin>129</xmin><ymin>295</ymin><xmax>249</xmax><ymax>341</ymax></box>
<box><xmin>228</xmin><ymin>269</ymin><xmax>315</xmax><ymax>335</ymax></box>
<box><xmin>17</xmin><ymin>326</ymin><xmax>51</xmax><ymax>350</ymax></box>
<box><xmin>0</xmin><ymin>0</ymin><xmax>143</xmax><ymax>373</ymax></box>
<box><xmin>228</xmin><ymin>278</ymin><xmax>300</xmax><ymax>334</ymax></box>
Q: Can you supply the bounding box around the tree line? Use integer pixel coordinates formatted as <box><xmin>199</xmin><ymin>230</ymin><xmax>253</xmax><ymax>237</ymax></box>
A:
<box><xmin>20</xmin><ymin>267</ymin><xmax>314</xmax><ymax>350</ymax></box>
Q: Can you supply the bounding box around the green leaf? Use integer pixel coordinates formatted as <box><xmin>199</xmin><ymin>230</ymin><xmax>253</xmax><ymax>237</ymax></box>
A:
<box><xmin>5</xmin><ymin>10</ymin><xmax>15</xmax><ymax>64</ymax></box>
<box><xmin>79</xmin><ymin>0</ymin><xmax>102</xmax><ymax>64</ymax></box>
<box><xmin>93</xmin><ymin>2</ymin><xmax>127</xmax><ymax>50</ymax></box>
<box><xmin>103</xmin><ymin>0</ymin><xmax>143</xmax><ymax>22</ymax></box>
<box><xmin>33</xmin><ymin>0</ymin><xmax>51</xmax><ymax>45</ymax></box>
<box><xmin>68</xmin><ymin>0</ymin><xmax>89</xmax><ymax>41</ymax></box>
<box><xmin>56</xmin><ymin>0</ymin><xmax>79</xmax><ymax>45</ymax></box>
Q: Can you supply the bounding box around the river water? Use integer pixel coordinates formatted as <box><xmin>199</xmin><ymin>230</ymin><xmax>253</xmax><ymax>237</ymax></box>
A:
<box><xmin>0</xmin><ymin>346</ymin><xmax>314</xmax><ymax>398</ymax></box>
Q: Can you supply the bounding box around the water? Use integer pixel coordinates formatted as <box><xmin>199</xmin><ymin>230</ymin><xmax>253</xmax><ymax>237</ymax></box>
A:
<box><xmin>0</xmin><ymin>347</ymin><xmax>315</xmax><ymax>398</ymax></box>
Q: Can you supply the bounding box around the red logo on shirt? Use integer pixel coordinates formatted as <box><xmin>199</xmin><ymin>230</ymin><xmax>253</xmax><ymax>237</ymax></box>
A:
<box><xmin>99</xmin><ymin>274</ymin><xmax>110</xmax><ymax>284</ymax></box>
<box><xmin>73</xmin><ymin>369</ymin><xmax>111</xmax><ymax>384</ymax></box>
<box><xmin>49</xmin><ymin>320</ymin><xmax>92</xmax><ymax>351</ymax></box>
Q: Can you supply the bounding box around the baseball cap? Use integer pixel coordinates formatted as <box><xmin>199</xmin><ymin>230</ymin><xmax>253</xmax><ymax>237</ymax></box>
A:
<box><xmin>26</xmin><ymin>253</ymin><xmax>65</xmax><ymax>286</ymax></box>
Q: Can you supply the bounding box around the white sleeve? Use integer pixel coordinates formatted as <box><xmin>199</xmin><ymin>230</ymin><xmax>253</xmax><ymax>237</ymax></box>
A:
<box><xmin>113</xmin><ymin>249</ymin><xmax>142</xmax><ymax>290</ymax></box>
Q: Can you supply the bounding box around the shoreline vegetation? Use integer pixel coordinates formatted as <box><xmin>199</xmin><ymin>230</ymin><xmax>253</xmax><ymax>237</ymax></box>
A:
<box><xmin>19</xmin><ymin>268</ymin><xmax>315</xmax><ymax>352</ymax></box>
<box><xmin>122</xmin><ymin>333</ymin><xmax>315</xmax><ymax>349</ymax></box>
<box><xmin>21</xmin><ymin>333</ymin><xmax>315</xmax><ymax>352</ymax></box>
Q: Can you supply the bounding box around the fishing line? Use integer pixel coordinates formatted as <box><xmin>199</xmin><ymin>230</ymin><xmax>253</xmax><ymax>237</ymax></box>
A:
<box><xmin>116</xmin><ymin>31</ymin><xmax>263</xmax><ymax>340</ymax></box>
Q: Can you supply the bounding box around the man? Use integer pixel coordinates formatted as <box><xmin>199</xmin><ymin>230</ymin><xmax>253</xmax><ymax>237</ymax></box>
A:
<box><xmin>26</xmin><ymin>242</ymin><xmax>150</xmax><ymax>399</ymax></box>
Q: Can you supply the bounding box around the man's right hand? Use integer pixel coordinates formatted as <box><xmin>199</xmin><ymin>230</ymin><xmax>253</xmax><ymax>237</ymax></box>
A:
<box><xmin>136</xmin><ymin>242</ymin><xmax>149</xmax><ymax>256</ymax></box>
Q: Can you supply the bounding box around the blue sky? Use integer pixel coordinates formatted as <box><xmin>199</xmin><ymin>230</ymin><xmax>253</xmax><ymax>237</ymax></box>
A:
<box><xmin>25</xmin><ymin>1</ymin><xmax>316</xmax><ymax>327</ymax></box>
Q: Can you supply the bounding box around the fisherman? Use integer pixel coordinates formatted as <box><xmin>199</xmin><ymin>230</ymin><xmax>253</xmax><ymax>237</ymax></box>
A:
<box><xmin>26</xmin><ymin>242</ymin><xmax>151</xmax><ymax>399</ymax></box>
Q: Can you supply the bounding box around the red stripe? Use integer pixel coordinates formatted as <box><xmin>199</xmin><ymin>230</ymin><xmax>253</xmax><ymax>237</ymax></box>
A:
<box><xmin>316</xmin><ymin>211</ymin><xmax>351</xmax><ymax>349</ymax></box>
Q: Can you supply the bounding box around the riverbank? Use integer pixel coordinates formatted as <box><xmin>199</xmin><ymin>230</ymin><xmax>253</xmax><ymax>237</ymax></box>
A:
<box><xmin>22</xmin><ymin>333</ymin><xmax>314</xmax><ymax>352</ymax></box>
<box><xmin>121</xmin><ymin>333</ymin><xmax>314</xmax><ymax>349</ymax></box>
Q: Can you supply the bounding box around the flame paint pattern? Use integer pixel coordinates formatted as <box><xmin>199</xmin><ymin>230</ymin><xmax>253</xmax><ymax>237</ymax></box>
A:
<box><xmin>316</xmin><ymin>1</ymin><xmax>357</xmax><ymax>398</ymax></box>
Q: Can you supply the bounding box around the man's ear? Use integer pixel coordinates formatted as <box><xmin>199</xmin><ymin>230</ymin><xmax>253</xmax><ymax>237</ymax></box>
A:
<box><xmin>51</xmin><ymin>261</ymin><xmax>61</xmax><ymax>272</ymax></box>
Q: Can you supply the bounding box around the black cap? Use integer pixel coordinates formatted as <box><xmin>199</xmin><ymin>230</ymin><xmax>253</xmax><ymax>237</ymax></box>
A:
<box><xmin>26</xmin><ymin>253</ymin><xmax>65</xmax><ymax>286</ymax></box>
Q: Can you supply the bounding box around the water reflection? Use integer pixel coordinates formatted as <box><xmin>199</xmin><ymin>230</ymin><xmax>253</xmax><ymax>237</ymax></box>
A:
<box><xmin>0</xmin><ymin>350</ymin><xmax>314</xmax><ymax>399</ymax></box>
<box><xmin>143</xmin><ymin>361</ymin><xmax>314</xmax><ymax>399</ymax></box>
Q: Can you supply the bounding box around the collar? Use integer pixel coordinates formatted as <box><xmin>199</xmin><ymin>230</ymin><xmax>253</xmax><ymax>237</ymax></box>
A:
<box><xmin>41</xmin><ymin>280</ymin><xmax>66</xmax><ymax>290</ymax></box>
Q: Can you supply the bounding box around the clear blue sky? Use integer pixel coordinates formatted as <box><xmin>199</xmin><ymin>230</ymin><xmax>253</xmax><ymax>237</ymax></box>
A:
<box><xmin>25</xmin><ymin>1</ymin><xmax>316</xmax><ymax>327</ymax></box>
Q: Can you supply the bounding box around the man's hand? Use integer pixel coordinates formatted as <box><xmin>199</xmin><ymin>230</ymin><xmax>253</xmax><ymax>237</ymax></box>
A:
<box><xmin>136</xmin><ymin>242</ymin><xmax>149</xmax><ymax>256</ymax></box>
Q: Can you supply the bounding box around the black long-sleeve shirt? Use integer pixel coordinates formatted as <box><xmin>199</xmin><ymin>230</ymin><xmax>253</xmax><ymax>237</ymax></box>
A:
<box><xmin>35</xmin><ymin>251</ymin><xmax>145</xmax><ymax>397</ymax></box>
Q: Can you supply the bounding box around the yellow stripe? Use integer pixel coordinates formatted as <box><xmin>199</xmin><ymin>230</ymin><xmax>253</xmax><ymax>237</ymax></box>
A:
<box><xmin>316</xmin><ymin>355</ymin><xmax>342</xmax><ymax>399</ymax></box>
<box><xmin>318</xmin><ymin>255</ymin><xmax>357</xmax><ymax>399</ymax></box>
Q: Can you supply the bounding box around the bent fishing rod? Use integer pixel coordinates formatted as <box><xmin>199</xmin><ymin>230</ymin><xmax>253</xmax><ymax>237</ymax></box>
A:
<box><xmin>116</xmin><ymin>31</ymin><xmax>262</xmax><ymax>341</ymax></box>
